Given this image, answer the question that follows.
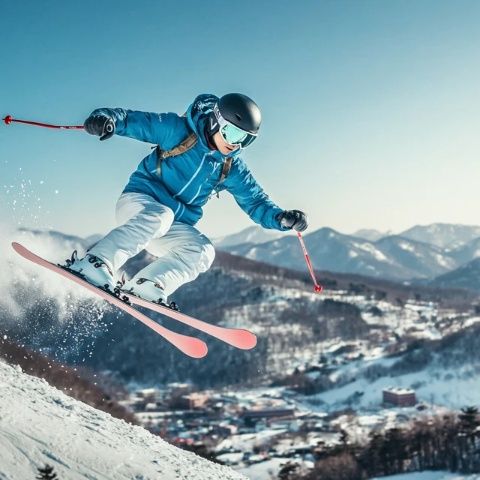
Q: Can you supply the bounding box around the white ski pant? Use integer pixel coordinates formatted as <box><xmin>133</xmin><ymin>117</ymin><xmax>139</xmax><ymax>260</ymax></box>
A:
<box><xmin>89</xmin><ymin>192</ymin><xmax>215</xmax><ymax>297</ymax></box>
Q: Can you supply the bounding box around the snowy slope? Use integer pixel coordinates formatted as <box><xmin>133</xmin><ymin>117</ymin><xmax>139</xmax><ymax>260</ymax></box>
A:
<box><xmin>450</xmin><ymin>237</ymin><xmax>480</xmax><ymax>265</ymax></box>
<box><xmin>0</xmin><ymin>361</ymin><xmax>246</xmax><ymax>480</ymax></box>
<box><xmin>304</xmin><ymin>348</ymin><xmax>480</xmax><ymax>412</ymax></box>
<box><xmin>431</xmin><ymin>258</ymin><xmax>480</xmax><ymax>291</ymax></box>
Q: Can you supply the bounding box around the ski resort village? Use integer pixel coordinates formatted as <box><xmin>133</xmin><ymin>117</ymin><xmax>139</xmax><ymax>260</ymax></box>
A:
<box><xmin>117</xmin><ymin>288</ymin><xmax>480</xmax><ymax>479</ymax></box>
<box><xmin>3</xmin><ymin>225</ymin><xmax>480</xmax><ymax>478</ymax></box>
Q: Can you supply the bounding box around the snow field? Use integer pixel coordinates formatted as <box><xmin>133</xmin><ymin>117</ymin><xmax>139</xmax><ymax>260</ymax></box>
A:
<box><xmin>0</xmin><ymin>361</ymin><xmax>247</xmax><ymax>480</ymax></box>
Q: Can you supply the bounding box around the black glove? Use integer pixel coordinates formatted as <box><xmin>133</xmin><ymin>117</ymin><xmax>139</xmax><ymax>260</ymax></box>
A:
<box><xmin>84</xmin><ymin>114</ymin><xmax>115</xmax><ymax>141</ymax></box>
<box><xmin>278</xmin><ymin>210</ymin><xmax>308</xmax><ymax>232</ymax></box>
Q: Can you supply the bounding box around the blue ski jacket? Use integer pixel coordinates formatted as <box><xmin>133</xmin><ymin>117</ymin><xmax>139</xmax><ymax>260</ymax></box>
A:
<box><xmin>90</xmin><ymin>94</ymin><xmax>287</xmax><ymax>230</ymax></box>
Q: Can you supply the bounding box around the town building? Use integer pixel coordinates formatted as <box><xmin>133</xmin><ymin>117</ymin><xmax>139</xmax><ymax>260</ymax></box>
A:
<box><xmin>382</xmin><ymin>388</ymin><xmax>417</xmax><ymax>407</ymax></box>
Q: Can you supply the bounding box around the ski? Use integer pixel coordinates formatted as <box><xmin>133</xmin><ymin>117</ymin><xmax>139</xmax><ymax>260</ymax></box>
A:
<box><xmin>11</xmin><ymin>242</ymin><xmax>208</xmax><ymax>359</ymax></box>
<box><xmin>121</xmin><ymin>293</ymin><xmax>257</xmax><ymax>350</ymax></box>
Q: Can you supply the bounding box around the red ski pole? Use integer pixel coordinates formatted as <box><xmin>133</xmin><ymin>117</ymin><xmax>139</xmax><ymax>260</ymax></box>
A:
<box><xmin>296</xmin><ymin>232</ymin><xmax>323</xmax><ymax>293</ymax></box>
<box><xmin>3</xmin><ymin>115</ymin><xmax>84</xmax><ymax>130</ymax></box>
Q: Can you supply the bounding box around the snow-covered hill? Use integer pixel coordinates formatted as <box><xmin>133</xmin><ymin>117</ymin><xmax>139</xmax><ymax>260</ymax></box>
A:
<box><xmin>0</xmin><ymin>360</ymin><xmax>246</xmax><ymax>480</ymax></box>
<box><xmin>213</xmin><ymin>225</ymin><xmax>284</xmax><ymax>248</ymax></box>
<box><xmin>375</xmin><ymin>235</ymin><xmax>457</xmax><ymax>278</ymax></box>
<box><xmin>400</xmin><ymin>223</ymin><xmax>480</xmax><ymax>250</ymax></box>
<box><xmin>450</xmin><ymin>237</ymin><xmax>480</xmax><ymax>265</ymax></box>
<box><xmin>430</xmin><ymin>258</ymin><xmax>480</xmax><ymax>291</ymax></box>
<box><xmin>299</xmin><ymin>316</ymin><xmax>480</xmax><ymax>414</ymax></box>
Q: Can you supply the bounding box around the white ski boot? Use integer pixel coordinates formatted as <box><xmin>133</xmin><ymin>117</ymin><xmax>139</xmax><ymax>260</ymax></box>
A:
<box><xmin>64</xmin><ymin>251</ymin><xmax>115</xmax><ymax>292</ymax></box>
<box><xmin>121</xmin><ymin>277</ymin><xmax>169</xmax><ymax>305</ymax></box>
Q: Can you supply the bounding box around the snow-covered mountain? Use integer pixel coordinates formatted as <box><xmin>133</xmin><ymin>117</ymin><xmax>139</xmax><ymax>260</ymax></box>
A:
<box><xmin>223</xmin><ymin>228</ymin><xmax>458</xmax><ymax>281</ymax></box>
<box><xmin>430</xmin><ymin>258</ymin><xmax>480</xmax><ymax>291</ymax></box>
<box><xmin>400</xmin><ymin>223</ymin><xmax>480</xmax><ymax>250</ymax></box>
<box><xmin>16</xmin><ymin>224</ymin><xmax>480</xmax><ymax>283</ymax></box>
<box><xmin>450</xmin><ymin>237</ymin><xmax>480</xmax><ymax>266</ymax></box>
<box><xmin>213</xmin><ymin>225</ymin><xmax>284</xmax><ymax>248</ymax></box>
<box><xmin>375</xmin><ymin>235</ymin><xmax>457</xmax><ymax>279</ymax></box>
<box><xmin>0</xmin><ymin>360</ymin><xmax>246</xmax><ymax>480</ymax></box>
<box><xmin>352</xmin><ymin>228</ymin><xmax>392</xmax><ymax>242</ymax></box>
<box><xmin>3</xmin><ymin>225</ymin><xmax>479</xmax><ymax>389</ymax></box>
<box><xmin>19</xmin><ymin>224</ymin><xmax>480</xmax><ymax>283</ymax></box>
<box><xmin>1</xmin><ymin>225</ymin><xmax>372</xmax><ymax>387</ymax></box>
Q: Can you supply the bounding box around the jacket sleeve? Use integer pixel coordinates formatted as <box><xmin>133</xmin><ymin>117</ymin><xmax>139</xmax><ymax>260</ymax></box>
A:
<box><xmin>223</xmin><ymin>158</ymin><xmax>288</xmax><ymax>231</ymax></box>
<box><xmin>89</xmin><ymin>108</ymin><xmax>181</xmax><ymax>145</ymax></box>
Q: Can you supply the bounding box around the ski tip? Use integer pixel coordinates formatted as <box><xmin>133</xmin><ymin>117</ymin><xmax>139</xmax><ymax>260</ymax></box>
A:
<box><xmin>239</xmin><ymin>331</ymin><xmax>257</xmax><ymax>350</ymax></box>
<box><xmin>12</xmin><ymin>242</ymin><xmax>30</xmax><ymax>259</ymax></box>
<box><xmin>185</xmin><ymin>339</ymin><xmax>209</xmax><ymax>359</ymax></box>
<box><xmin>11</xmin><ymin>242</ymin><xmax>22</xmax><ymax>253</ymax></box>
<box><xmin>226</xmin><ymin>330</ymin><xmax>257</xmax><ymax>350</ymax></box>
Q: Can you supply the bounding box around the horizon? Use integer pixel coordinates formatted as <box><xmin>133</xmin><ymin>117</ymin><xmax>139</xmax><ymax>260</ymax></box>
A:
<box><xmin>10</xmin><ymin>220</ymin><xmax>480</xmax><ymax>243</ymax></box>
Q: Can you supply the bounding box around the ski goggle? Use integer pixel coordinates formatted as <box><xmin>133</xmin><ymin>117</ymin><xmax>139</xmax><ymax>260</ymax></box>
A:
<box><xmin>214</xmin><ymin>105</ymin><xmax>257</xmax><ymax>148</ymax></box>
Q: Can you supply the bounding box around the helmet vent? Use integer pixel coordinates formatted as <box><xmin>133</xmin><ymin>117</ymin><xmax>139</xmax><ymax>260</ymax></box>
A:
<box><xmin>235</xmin><ymin>113</ymin><xmax>242</xmax><ymax>121</ymax></box>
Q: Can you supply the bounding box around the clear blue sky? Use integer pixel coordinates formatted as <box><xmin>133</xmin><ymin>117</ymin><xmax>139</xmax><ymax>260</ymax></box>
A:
<box><xmin>1</xmin><ymin>0</ymin><xmax>480</xmax><ymax>239</ymax></box>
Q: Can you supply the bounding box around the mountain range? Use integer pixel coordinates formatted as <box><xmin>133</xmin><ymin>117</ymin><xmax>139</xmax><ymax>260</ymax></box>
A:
<box><xmin>214</xmin><ymin>225</ymin><xmax>283</xmax><ymax>248</ymax></box>
<box><xmin>217</xmin><ymin>223</ymin><xmax>480</xmax><ymax>285</ymax></box>
<box><xmin>2</xmin><ymin>226</ymin><xmax>478</xmax><ymax>391</ymax></box>
<box><xmin>400</xmin><ymin>223</ymin><xmax>480</xmax><ymax>249</ymax></box>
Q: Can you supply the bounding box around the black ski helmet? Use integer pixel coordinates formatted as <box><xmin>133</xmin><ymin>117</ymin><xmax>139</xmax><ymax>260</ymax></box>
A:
<box><xmin>218</xmin><ymin>93</ymin><xmax>262</xmax><ymax>135</ymax></box>
<box><xmin>207</xmin><ymin>93</ymin><xmax>261</xmax><ymax>148</ymax></box>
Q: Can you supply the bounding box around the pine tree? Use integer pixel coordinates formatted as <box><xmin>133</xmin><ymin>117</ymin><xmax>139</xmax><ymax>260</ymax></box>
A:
<box><xmin>360</xmin><ymin>431</ymin><xmax>384</xmax><ymax>477</ymax></box>
<box><xmin>459</xmin><ymin>406</ymin><xmax>479</xmax><ymax>435</ymax></box>
<box><xmin>458</xmin><ymin>406</ymin><xmax>480</xmax><ymax>472</ymax></box>
<box><xmin>383</xmin><ymin>428</ymin><xmax>409</xmax><ymax>474</ymax></box>
<box><xmin>36</xmin><ymin>464</ymin><xmax>58</xmax><ymax>480</ymax></box>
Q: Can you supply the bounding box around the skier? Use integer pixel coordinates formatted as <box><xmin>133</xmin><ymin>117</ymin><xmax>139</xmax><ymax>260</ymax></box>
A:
<box><xmin>69</xmin><ymin>93</ymin><xmax>308</xmax><ymax>306</ymax></box>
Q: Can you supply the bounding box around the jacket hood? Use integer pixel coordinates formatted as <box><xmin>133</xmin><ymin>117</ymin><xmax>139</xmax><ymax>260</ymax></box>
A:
<box><xmin>186</xmin><ymin>93</ymin><xmax>219</xmax><ymax>131</ymax></box>
<box><xmin>185</xmin><ymin>93</ymin><xmax>241</xmax><ymax>158</ymax></box>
